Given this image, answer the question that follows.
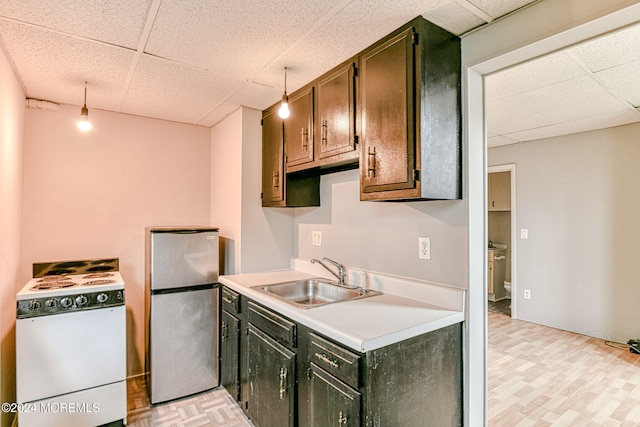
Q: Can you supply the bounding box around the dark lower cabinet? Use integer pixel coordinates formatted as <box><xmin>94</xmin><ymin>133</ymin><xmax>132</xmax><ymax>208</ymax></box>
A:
<box><xmin>220</xmin><ymin>310</ymin><xmax>240</xmax><ymax>400</ymax></box>
<box><xmin>246</xmin><ymin>324</ymin><xmax>296</xmax><ymax>427</ymax></box>
<box><xmin>309</xmin><ymin>363</ymin><xmax>361</xmax><ymax>427</ymax></box>
<box><xmin>222</xmin><ymin>287</ymin><xmax>462</xmax><ymax>427</ymax></box>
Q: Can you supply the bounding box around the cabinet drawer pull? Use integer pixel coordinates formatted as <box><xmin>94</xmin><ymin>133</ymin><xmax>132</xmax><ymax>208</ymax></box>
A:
<box><xmin>222</xmin><ymin>296</ymin><xmax>233</xmax><ymax>304</ymax></box>
<box><xmin>315</xmin><ymin>352</ymin><xmax>339</xmax><ymax>368</ymax></box>
<box><xmin>367</xmin><ymin>146</ymin><xmax>376</xmax><ymax>177</ymax></box>
<box><xmin>321</xmin><ymin>119</ymin><xmax>328</xmax><ymax>145</ymax></box>
<box><xmin>338</xmin><ymin>411</ymin><xmax>348</xmax><ymax>425</ymax></box>
<box><xmin>301</xmin><ymin>128</ymin><xmax>309</xmax><ymax>151</ymax></box>
<box><xmin>279</xmin><ymin>367</ymin><xmax>288</xmax><ymax>400</ymax></box>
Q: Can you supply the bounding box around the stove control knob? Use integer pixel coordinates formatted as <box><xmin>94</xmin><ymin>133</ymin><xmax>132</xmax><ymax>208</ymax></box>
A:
<box><xmin>75</xmin><ymin>295</ymin><xmax>88</xmax><ymax>306</ymax></box>
<box><xmin>28</xmin><ymin>300</ymin><xmax>42</xmax><ymax>311</ymax></box>
<box><xmin>45</xmin><ymin>299</ymin><xmax>57</xmax><ymax>309</ymax></box>
<box><xmin>60</xmin><ymin>297</ymin><xmax>73</xmax><ymax>308</ymax></box>
<box><xmin>97</xmin><ymin>293</ymin><xmax>108</xmax><ymax>303</ymax></box>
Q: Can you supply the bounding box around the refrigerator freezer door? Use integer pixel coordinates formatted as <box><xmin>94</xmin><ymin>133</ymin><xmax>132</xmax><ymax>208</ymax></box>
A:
<box><xmin>150</xmin><ymin>230</ymin><xmax>218</xmax><ymax>290</ymax></box>
<box><xmin>149</xmin><ymin>287</ymin><xmax>219</xmax><ymax>404</ymax></box>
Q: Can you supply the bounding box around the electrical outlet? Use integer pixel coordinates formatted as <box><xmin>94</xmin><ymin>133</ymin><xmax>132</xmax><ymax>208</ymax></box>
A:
<box><xmin>524</xmin><ymin>289</ymin><xmax>531</xmax><ymax>299</ymax></box>
<box><xmin>520</xmin><ymin>229</ymin><xmax>529</xmax><ymax>239</ymax></box>
<box><xmin>312</xmin><ymin>230</ymin><xmax>322</xmax><ymax>247</ymax></box>
<box><xmin>418</xmin><ymin>237</ymin><xmax>431</xmax><ymax>260</ymax></box>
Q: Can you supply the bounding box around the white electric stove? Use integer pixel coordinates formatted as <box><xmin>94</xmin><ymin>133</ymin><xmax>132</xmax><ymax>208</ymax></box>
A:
<box><xmin>16</xmin><ymin>258</ymin><xmax>127</xmax><ymax>427</ymax></box>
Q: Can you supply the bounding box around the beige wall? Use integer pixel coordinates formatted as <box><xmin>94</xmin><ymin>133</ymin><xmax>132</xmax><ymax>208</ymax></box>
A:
<box><xmin>489</xmin><ymin>122</ymin><xmax>640</xmax><ymax>342</ymax></box>
<box><xmin>0</xmin><ymin>42</ymin><xmax>25</xmax><ymax>427</ymax></box>
<box><xmin>22</xmin><ymin>105</ymin><xmax>211</xmax><ymax>376</ymax></box>
<box><xmin>210</xmin><ymin>107</ymin><xmax>294</xmax><ymax>275</ymax></box>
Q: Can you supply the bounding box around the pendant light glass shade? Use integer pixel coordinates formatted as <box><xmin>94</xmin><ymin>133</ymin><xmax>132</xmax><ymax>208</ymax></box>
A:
<box><xmin>278</xmin><ymin>67</ymin><xmax>290</xmax><ymax>119</ymax></box>
<box><xmin>77</xmin><ymin>81</ymin><xmax>92</xmax><ymax>131</ymax></box>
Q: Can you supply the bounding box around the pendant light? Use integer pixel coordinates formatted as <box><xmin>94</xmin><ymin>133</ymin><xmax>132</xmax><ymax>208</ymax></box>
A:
<box><xmin>278</xmin><ymin>67</ymin><xmax>290</xmax><ymax>119</ymax></box>
<box><xmin>77</xmin><ymin>81</ymin><xmax>92</xmax><ymax>131</ymax></box>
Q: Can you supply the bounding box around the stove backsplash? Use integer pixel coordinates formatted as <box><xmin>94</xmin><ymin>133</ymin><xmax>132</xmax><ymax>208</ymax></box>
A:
<box><xmin>33</xmin><ymin>258</ymin><xmax>119</xmax><ymax>277</ymax></box>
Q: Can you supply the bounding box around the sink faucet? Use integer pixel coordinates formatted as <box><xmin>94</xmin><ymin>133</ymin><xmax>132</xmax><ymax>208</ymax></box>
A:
<box><xmin>311</xmin><ymin>257</ymin><xmax>346</xmax><ymax>286</ymax></box>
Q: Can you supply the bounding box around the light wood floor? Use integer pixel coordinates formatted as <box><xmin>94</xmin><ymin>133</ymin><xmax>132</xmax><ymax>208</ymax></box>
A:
<box><xmin>488</xmin><ymin>310</ymin><xmax>640</xmax><ymax>426</ymax></box>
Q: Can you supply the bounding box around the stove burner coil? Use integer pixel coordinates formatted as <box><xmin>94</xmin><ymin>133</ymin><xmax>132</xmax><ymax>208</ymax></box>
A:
<box><xmin>37</xmin><ymin>275</ymin><xmax>69</xmax><ymax>282</ymax></box>
<box><xmin>83</xmin><ymin>279</ymin><xmax>116</xmax><ymax>286</ymax></box>
<box><xmin>30</xmin><ymin>281</ymin><xmax>78</xmax><ymax>290</ymax></box>
<box><xmin>83</xmin><ymin>272</ymin><xmax>114</xmax><ymax>279</ymax></box>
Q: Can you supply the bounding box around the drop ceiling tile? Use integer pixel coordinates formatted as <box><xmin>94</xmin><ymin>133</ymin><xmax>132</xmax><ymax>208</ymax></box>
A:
<box><xmin>199</xmin><ymin>81</ymin><xmax>283</xmax><ymax>127</ymax></box>
<box><xmin>488</xmin><ymin>75</ymin><xmax>630</xmax><ymax>135</ymax></box>
<box><xmin>504</xmin><ymin>109</ymin><xmax>640</xmax><ymax>142</ymax></box>
<box><xmin>121</xmin><ymin>54</ymin><xmax>244</xmax><ymax>125</ymax></box>
<box><xmin>0</xmin><ymin>0</ymin><xmax>152</xmax><ymax>50</ymax></box>
<box><xmin>422</xmin><ymin>1</ymin><xmax>486</xmax><ymax>35</ymax></box>
<box><xmin>486</xmin><ymin>51</ymin><xmax>586</xmax><ymax>101</ymax></box>
<box><xmin>595</xmin><ymin>60</ymin><xmax>640</xmax><ymax>107</ymax></box>
<box><xmin>0</xmin><ymin>20</ymin><xmax>134</xmax><ymax>110</ymax></box>
<box><xmin>568</xmin><ymin>23</ymin><xmax>640</xmax><ymax>72</ymax></box>
<box><xmin>144</xmin><ymin>0</ymin><xmax>348</xmax><ymax>80</ymax></box>
<box><xmin>466</xmin><ymin>0</ymin><xmax>536</xmax><ymax>19</ymax></box>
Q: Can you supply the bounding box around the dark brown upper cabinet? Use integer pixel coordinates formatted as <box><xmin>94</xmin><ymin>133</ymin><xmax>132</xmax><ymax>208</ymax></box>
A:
<box><xmin>285</xmin><ymin>85</ymin><xmax>314</xmax><ymax>171</ymax></box>
<box><xmin>359</xmin><ymin>17</ymin><xmax>461</xmax><ymax>201</ymax></box>
<box><xmin>262</xmin><ymin>103</ymin><xmax>320</xmax><ymax>208</ymax></box>
<box><xmin>315</xmin><ymin>57</ymin><xmax>358</xmax><ymax>168</ymax></box>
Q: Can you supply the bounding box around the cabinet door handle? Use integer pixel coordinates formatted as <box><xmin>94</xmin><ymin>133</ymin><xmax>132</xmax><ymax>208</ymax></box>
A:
<box><xmin>314</xmin><ymin>352</ymin><xmax>339</xmax><ymax>368</ymax></box>
<box><xmin>279</xmin><ymin>367</ymin><xmax>288</xmax><ymax>400</ymax></box>
<box><xmin>222</xmin><ymin>296</ymin><xmax>233</xmax><ymax>304</ymax></box>
<box><xmin>301</xmin><ymin>128</ymin><xmax>309</xmax><ymax>151</ymax></box>
<box><xmin>321</xmin><ymin>119</ymin><xmax>328</xmax><ymax>145</ymax></box>
<box><xmin>221</xmin><ymin>321</ymin><xmax>227</xmax><ymax>343</ymax></box>
<box><xmin>367</xmin><ymin>146</ymin><xmax>377</xmax><ymax>177</ymax></box>
<box><xmin>338</xmin><ymin>411</ymin><xmax>348</xmax><ymax>425</ymax></box>
<box><xmin>272</xmin><ymin>170</ymin><xmax>279</xmax><ymax>191</ymax></box>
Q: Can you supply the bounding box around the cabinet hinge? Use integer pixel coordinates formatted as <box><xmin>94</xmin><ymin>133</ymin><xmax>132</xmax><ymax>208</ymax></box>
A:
<box><xmin>260</xmin><ymin>118</ymin><xmax>264</xmax><ymax>126</ymax></box>
<box><xmin>307</xmin><ymin>368</ymin><xmax>312</xmax><ymax>380</ymax></box>
<box><xmin>411</xmin><ymin>31</ymin><xmax>419</xmax><ymax>45</ymax></box>
<box><xmin>352</xmin><ymin>63</ymin><xmax>358</xmax><ymax>77</ymax></box>
<box><xmin>245</xmin><ymin>327</ymin><xmax>249</xmax><ymax>335</ymax></box>
<box><xmin>260</xmin><ymin>192</ymin><xmax>264</xmax><ymax>199</ymax></box>
<box><xmin>413</xmin><ymin>169</ymin><xmax>420</xmax><ymax>182</ymax></box>
<box><xmin>354</xmin><ymin>134</ymin><xmax>359</xmax><ymax>147</ymax></box>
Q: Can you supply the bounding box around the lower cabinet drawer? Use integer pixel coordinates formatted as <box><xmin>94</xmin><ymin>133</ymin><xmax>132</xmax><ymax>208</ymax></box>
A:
<box><xmin>309</xmin><ymin>332</ymin><xmax>361</xmax><ymax>388</ymax></box>
<box><xmin>248</xmin><ymin>301</ymin><xmax>297</xmax><ymax>348</ymax></box>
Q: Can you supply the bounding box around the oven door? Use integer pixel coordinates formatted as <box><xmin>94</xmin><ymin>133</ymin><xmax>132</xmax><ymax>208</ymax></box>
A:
<box><xmin>16</xmin><ymin>306</ymin><xmax>126</xmax><ymax>403</ymax></box>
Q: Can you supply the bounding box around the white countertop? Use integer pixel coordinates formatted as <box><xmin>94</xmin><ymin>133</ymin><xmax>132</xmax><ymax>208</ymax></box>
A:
<box><xmin>219</xmin><ymin>261</ymin><xmax>465</xmax><ymax>353</ymax></box>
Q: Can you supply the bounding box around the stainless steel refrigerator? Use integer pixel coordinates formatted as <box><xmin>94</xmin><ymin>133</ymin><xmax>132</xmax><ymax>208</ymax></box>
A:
<box><xmin>145</xmin><ymin>226</ymin><xmax>220</xmax><ymax>404</ymax></box>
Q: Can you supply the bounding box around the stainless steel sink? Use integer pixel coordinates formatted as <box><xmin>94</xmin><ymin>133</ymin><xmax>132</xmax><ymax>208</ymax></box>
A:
<box><xmin>255</xmin><ymin>278</ymin><xmax>381</xmax><ymax>309</ymax></box>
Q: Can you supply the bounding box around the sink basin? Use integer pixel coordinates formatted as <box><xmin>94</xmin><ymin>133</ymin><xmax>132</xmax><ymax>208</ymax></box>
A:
<box><xmin>255</xmin><ymin>278</ymin><xmax>381</xmax><ymax>309</ymax></box>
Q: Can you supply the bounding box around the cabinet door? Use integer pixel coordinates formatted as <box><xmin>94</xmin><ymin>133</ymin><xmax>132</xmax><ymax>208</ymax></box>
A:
<box><xmin>360</xmin><ymin>28</ymin><xmax>416</xmax><ymax>196</ymax></box>
<box><xmin>220</xmin><ymin>310</ymin><xmax>240</xmax><ymax>401</ymax></box>
<box><xmin>309</xmin><ymin>363</ymin><xmax>361</xmax><ymax>427</ymax></box>
<box><xmin>247</xmin><ymin>324</ymin><xmax>295</xmax><ymax>427</ymax></box>
<box><xmin>489</xmin><ymin>172</ymin><xmax>511</xmax><ymax>211</ymax></box>
<box><xmin>262</xmin><ymin>106</ymin><xmax>284</xmax><ymax>206</ymax></box>
<box><xmin>285</xmin><ymin>87</ymin><xmax>314</xmax><ymax>168</ymax></box>
<box><xmin>317</xmin><ymin>61</ymin><xmax>357</xmax><ymax>160</ymax></box>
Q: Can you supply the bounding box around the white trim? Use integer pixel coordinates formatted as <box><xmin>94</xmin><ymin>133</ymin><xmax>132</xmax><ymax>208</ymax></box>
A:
<box><xmin>462</xmin><ymin>1</ymin><xmax>640</xmax><ymax>425</ymax></box>
<box><xmin>488</xmin><ymin>164</ymin><xmax>516</xmax><ymax>319</ymax></box>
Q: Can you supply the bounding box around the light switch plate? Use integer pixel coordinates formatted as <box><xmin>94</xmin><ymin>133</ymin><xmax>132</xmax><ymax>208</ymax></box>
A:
<box><xmin>520</xmin><ymin>229</ymin><xmax>528</xmax><ymax>239</ymax></box>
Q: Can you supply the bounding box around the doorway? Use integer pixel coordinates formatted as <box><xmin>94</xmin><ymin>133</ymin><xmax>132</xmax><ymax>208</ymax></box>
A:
<box><xmin>487</xmin><ymin>164</ymin><xmax>516</xmax><ymax>319</ymax></box>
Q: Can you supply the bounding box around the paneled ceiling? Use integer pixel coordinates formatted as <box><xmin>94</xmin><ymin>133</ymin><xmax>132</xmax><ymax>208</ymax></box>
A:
<box><xmin>1</xmin><ymin>0</ymin><xmax>638</xmax><ymax>146</ymax></box>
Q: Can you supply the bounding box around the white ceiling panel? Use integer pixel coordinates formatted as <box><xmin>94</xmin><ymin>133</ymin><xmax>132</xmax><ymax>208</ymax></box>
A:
<box><xmin>488</xmin><ymin>134</ymin><xmax>520</xmax><ymax>147</ymax></box>
<box><xmin>0</xmin><ymin>20</ymin><xmax>134</xmax><ymax>111</ymax></box>
<box><xmin>485</xmin><ymin>51</ymin><xmax>586</xmax><ymax>101</ymax></box>
<box><xmin>121</xmin><ymin>55</ymin><xmax>244</xmax><ymax>125</ymax></box>
<box><xmin>568</xmin><ymin>23</ymin><xmax>640</xmax><ymax>72</ymax></box>
<box><xmin>422</xmin><ymin>2</ymin><xmax>486</xmax><ymax>35</ymax></box>
<box><xmin>594</xmin><ymin>60</ymin><xmax>640</xmax><ymax>107</ymax></box>
<box><xmin>466</xmin><ymin>0</ymin><xmax>536</xmax><ymax>20</ymax></box>
<box><xmin>0</xmin><ymin>0</ymin><xmax>152</xmax><ymax>50</ymax></box>
<box><xmin>504</xmin><ymin>109</ymin><xmax>640</xmax><ymax>142</ymax></box>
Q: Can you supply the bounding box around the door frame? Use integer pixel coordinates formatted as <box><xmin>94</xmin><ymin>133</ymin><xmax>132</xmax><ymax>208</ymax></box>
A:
<box><xmin>488</xmin><ymin>164</ymin><xmax>516</xmax><ymax>318</ymax></box>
